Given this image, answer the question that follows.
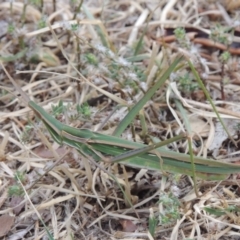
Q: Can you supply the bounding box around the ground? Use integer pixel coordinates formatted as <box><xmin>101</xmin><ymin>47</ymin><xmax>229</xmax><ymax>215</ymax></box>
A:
<box><xmin>1</xmin><ymin>0</ymin><xmax>240</xmax><ymax>239</ymax></box>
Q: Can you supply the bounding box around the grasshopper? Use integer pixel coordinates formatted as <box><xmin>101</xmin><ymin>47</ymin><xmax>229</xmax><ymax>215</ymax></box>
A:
<box><xmin>2</xmin><ymin>62</ymin><xmax>240</xmax><ymax>181</ymax></box>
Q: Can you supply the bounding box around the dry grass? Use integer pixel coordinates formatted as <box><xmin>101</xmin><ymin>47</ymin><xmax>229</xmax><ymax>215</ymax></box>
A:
<box><xmin>1</xmin><ymin>0</ymin><xmax>240</xmax><ymax>239</ymax></box>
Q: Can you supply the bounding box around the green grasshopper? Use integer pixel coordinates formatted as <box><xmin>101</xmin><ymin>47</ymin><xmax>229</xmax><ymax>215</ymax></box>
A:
<box><xmin>3</xmin><ymin>62</ymin><xmax>240</xmax><ymax>181</ymax></box>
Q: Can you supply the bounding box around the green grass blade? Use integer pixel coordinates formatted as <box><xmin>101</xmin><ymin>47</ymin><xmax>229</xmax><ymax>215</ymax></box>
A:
<box><xmin>188</xmin><ymin>60</ymin><xmax>236</xmax><ymax>146</ymax></box>
<box><xmin>126</xmin><ymin>54</ymin><xmax>151</xmax><ymax>62</ymax></box>
<box><xmin>113</xmin><ymin>56</ymin><xmax>183</xmax><ymax>136</ymax></box>
<box><xmin>110</xmin><ymin>134</ymin><xmax>186</xmax><ymax>162</ymax></box>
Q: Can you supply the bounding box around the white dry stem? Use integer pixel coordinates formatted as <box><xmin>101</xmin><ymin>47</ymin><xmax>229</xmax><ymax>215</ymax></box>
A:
<box><xmin>128</xmin><ymin>9</ymin><xmax>149</xmax><ymax>46</ymax></box>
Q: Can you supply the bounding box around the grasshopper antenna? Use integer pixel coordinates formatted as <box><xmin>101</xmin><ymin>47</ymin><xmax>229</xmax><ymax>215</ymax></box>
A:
<box><xmin>1</xmin><ymin>61</ymin><xmax>30</xmax><ymax>105</ymax></box>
